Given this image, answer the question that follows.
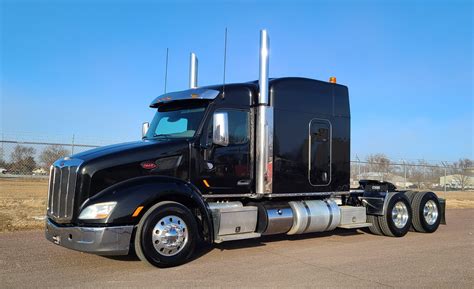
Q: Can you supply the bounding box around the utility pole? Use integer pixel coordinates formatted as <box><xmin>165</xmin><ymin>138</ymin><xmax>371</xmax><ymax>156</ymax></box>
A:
<box><xmin>71</xmin><ymin>134</ymin><xmax>75</xmax><ymax>155</ymax></box>
<box><xmin>441</xmin><ymin>161</ymin><xmax>448</xmax><ymax>198</ymax></box>
<box><xmin>401</xmin><ymin>159</ymin><xmax>407</xmax><ymax>189</ymax></box>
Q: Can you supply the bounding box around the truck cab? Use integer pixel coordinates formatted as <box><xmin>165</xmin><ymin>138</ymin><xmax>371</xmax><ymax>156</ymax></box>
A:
<box><xmin>45</xmin><ymin>30</ymin><xmax>445</xmax><ymax>267</ymax></box>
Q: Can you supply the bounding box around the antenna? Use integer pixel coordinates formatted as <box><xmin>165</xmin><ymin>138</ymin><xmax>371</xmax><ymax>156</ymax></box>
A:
<box><xmin>222</xmin><ymin>28</ymin><xmax>228</xmax><ymax>98</ymax></box>
<box><xmin>164</xmin><ymin>48</ymin><xmax>169</xmax><ymax>93</ymax></box>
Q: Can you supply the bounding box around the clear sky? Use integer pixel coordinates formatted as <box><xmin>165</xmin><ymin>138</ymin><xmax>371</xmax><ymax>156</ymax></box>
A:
<box><xmin>1</xmin><ymin>0</ymin><xmax>472</xmax><ymax>162</ymax></box>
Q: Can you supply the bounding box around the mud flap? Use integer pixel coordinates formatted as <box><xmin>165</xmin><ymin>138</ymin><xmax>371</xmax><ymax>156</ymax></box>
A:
<box><xmin>439</xmin><ymin>198</ymin><xmax>447</xmax><ymax>225</ymax></box>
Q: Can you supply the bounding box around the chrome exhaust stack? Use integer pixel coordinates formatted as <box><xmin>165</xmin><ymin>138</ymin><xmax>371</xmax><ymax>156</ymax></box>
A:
<box><xmin>189</xmin><ymin>52</ymin><xmax>198</xmax><ymax>89</ymax></box>
<box><xmin>258</xmin><ymin>30</ymin><xmax>269</xmax><ymax>105</ymax></box>
<box><xmin>255</xmin><ymin>29</ymin><xmax>273</xmax><ymax>197</ymax></box>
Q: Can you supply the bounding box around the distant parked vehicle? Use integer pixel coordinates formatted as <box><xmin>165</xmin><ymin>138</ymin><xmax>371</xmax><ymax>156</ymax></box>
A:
<box><xmin>32</xmin><ymin>168</ymin><xmax>48</xmax><ymax>175</ymax></box>
<box><xmin>0</xmin><ymin>168</ymin><xmax>7</xmax><ymax>174</ymax></box>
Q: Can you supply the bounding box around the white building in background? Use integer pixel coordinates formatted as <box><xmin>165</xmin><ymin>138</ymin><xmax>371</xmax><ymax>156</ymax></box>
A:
<box><xmin>439</xmin><ymin>174</ymin><xmax>474</xmax><ymax>189</ymax></box>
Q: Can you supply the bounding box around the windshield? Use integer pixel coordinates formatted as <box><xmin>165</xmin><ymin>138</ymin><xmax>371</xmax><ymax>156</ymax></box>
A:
<box><xmin>145</xmin><ymin>100</ymin><xmax>209</xmax><ymax>139</ymax></box>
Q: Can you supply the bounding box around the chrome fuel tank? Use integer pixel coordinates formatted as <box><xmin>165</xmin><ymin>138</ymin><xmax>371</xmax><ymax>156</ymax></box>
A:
<box><xmin>287</xmin><ymin>199</ymin><xmax>340</xmax><ymax>235</ymax></box>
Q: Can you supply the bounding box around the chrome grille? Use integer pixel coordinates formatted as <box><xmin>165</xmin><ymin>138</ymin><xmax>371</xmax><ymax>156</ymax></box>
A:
<box><xmin>47</xmin><ymin>159</ymin><xmax>82</xmax><ymax>222</ymax></box>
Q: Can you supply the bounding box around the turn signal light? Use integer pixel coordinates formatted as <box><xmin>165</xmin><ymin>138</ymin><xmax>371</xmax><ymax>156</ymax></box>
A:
<box><xmin>132</xmin><ymin>206</ymin><xmax>144</xmax><ymax>217</ymax></box>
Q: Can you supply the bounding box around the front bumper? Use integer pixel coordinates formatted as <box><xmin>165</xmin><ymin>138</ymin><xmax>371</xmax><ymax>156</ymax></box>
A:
<box><xmin>45</xmin><ymin>219</ymin><xmax>134</xmax><ymax>256</ymax></box>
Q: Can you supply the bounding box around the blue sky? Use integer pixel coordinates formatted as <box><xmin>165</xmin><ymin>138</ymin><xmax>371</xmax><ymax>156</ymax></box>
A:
<box><xmin>1</xmin><ymin>0</ymin><xmax>472</xmax><ymax>162</ymax></box>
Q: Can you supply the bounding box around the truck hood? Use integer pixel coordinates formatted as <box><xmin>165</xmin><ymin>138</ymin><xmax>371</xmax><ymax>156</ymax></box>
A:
<box><xmin>72</xmin><ymin>139</ymin><xmax>190</xmax><ymax>170</ymax></box>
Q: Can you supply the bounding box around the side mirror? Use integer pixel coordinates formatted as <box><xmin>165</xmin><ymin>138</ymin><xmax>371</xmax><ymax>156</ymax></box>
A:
<box><xmin>142</xmin><ymin>122</ymin><xmax>150</xmax><ymax>138</ymax></box>
<box><xmin>212</xmin><ymin>112</ymin><xmax>229</xmax><ymax>146</ymax></box>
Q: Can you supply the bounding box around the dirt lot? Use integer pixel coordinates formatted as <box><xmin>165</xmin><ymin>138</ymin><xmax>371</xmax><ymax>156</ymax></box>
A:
<box><xmin>0</xmin><ymin>177</ymin><xmax>473</xmax><ymax>232</ymax></box>
<box><xmin>0</xmin><ymin>178</ymin><xmax>48</xmax><ymax>232</ymax></box>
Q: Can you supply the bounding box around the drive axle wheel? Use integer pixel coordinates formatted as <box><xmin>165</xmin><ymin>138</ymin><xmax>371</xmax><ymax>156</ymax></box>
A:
<box><xmin>378</xmin><ymin>193</ymin><xmax>412</xmax><ymax>237</ymax></box>
<box><xmin>411</xmin><ymin>192</ymin><xmax>441</xmax><ymax>233</ymax></box>
<box><xmin>367</xmin><ymin>214</ymin><xmax>383</xmax><ymax>235</ymax></box>
<box><xmin>135</xmin><ymin>201</ymin><xmax>198</xmax><ymax>268</ymax></box>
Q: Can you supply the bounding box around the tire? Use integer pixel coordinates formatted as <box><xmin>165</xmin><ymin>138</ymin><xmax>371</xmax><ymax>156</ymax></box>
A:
<box><xmin>411</xmin><ymin>192</ymin><xmax>441</xmax><ymax>233</ymax></box>
<box><xmin>403</xmin><ymin>191</ymin><xmax>417</xmax><ymax>232</ymax></box>
<box><xmin>404</xmin><ymin>191</ymin><xmax>416</xmax><ymax>203</ymax></box>
<box><xmin>134</xmin><ymin>201</ymin><xmax>198</xmax><ymax>268</ymax></box>
<box><xmin>367</xmin><ymin>214</ymin><xmax>383</xmax><ymax>235</ymax></box>
<box><xmin>378</xmin><ymin>193</ymin><xmax>412</xmax><ymax>237</ymax></box>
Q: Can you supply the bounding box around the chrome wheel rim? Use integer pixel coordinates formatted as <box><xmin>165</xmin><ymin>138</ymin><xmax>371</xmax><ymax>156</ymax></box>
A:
<box><xmin>423</xmin><ymin>200</ymin><xmax>439</xmax><ymax>225</ymax></box>
<box><xmin>391</xmin><ymin>201</ymin><xmax>409</xmax><ymax>229</ymax></box>
<box><xmin>152</xmin><ymin>215</ymin><xmax>188</xmax><ymax>256</ymax></box>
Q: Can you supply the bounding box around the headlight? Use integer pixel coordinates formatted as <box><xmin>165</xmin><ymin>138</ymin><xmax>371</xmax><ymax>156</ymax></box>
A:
<box><xmin>78</xmin><ymin>202</ymin><xmax>117</xmax><ymax>220</ymax></box>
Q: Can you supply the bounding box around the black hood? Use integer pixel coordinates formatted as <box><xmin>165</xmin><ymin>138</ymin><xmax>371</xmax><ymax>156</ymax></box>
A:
<box><xmin>73</xmin><ymin>139</ymin><xmax>190</xmax><ymax>174</ymax></box>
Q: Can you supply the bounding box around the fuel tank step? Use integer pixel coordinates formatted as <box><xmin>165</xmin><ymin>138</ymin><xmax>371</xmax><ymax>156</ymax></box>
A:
<box><xmin>338</xmin><ymin>223</ymin><xmax>372</xmax><ymax>229</ymax></box>
<box><xmin>214</xmin><ymin>232</ymin><xmax>261</xmax><ymax>243</ymax></box>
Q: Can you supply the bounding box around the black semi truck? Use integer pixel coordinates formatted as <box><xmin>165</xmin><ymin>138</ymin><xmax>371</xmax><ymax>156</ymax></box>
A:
<box><xmin>45</xmin><ymin>30</ymin><xmax>445</xmax><ymax>267</ymax></box>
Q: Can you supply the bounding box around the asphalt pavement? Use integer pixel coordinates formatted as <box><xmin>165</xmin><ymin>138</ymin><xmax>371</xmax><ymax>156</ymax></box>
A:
<box><xmin>1</xmin><ymin>209</ymin><xmax>472</xmax><ymax>288</ymax></box>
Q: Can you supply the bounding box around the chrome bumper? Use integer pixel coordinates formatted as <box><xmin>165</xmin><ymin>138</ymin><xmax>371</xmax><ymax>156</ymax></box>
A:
<box><xmin>45</xmin><ymin>219</ymin><xmax>134</xmax><ymax>256</ymax></box>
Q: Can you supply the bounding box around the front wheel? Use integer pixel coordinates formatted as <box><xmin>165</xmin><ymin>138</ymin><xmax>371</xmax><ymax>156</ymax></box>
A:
<box><xmin>134</xmin><ymin>201</ymin><xmax>198</xmax><ymax>268</ymax></box>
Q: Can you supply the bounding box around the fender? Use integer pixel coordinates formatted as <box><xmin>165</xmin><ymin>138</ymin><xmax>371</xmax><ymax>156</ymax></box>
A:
<box><xmin>362</xmin><ymin>191</ymin><xmax>410</xmax><ymax>216</ymax></box>
<box><xmin>77</xmin><ymin>175</ymin><xmax>214</xmax><ymax>242</ymax></box>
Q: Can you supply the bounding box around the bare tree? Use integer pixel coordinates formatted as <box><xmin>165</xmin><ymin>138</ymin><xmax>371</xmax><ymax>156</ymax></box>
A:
<box><xmin>10</xmin><ymin>145</ymin><xmax>36</xmax><ymax>174</ymax></box>
<box><xmin>452</xmin><ymin>159</ymin><xmax>474</xmax><ymax>191</ymax></box>
<box><xmin>0</xmin><ymin>147</ymin><xmax>7</xmax><ymax>168</ymax></box>
<box><xmin>366</xmin><ymin>154</ymin><xmax>391</xmax><ymax>181</ymax></box>
<box><xmin>409</xmin><ymin>160</ymin><xmax>429</xmax><ymax>189</ymax></box>
<box><xmin>40</xmin><ymin>145</ymin><xmax>69</xmax><ymax>169</ymax></box>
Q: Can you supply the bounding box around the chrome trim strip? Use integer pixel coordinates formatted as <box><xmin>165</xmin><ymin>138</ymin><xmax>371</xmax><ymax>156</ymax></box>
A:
<box><xmin>47</xmin><ymin>166</ymin><xmax>53</xmax><ymax>211</ymax></box>
<box><xmin>203</xmin><ymin>191</ymin><xmax>353</xmax><ymax>199</ymax></box>
<box><xmin>202</xmin><ymin>194</ymin><xmax>256</xmax><ymax>199</ymax></box>
<box><xmin>267</xmin><ymin>192</ymin><xmax>333</xmax><ymax>198</ymax></box>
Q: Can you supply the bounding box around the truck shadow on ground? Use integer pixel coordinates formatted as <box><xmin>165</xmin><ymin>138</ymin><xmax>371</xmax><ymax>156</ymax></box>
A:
<box><xmin>213</xmin><ymin>228</ymin><xmax>365</xmax><ymax>251</ymax></box>
<box><xmin>102</xmin><ymin>228</ymin><xmax>366</xmax><ymax>264</ymax></box>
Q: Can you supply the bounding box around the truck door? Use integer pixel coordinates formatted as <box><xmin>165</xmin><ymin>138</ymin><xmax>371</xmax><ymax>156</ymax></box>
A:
<box><xmin>309</xmin><ymin>119</ymin><xmax>331</xmax><ymax>186</ymax></box>
<box><xmin>199</xmin><ymin>108</ymin><xmax>252</xmax><ymax>194</ymax></box>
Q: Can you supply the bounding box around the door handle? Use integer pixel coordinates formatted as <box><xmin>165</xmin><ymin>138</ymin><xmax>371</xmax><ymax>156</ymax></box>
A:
<box><xmin>237</xmin><ymin>179</ymin><xmax>251</xmax><ymax>186</ymax></box>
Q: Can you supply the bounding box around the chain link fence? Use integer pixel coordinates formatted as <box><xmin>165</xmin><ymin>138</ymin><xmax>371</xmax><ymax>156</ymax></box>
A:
<box><xmin>1</xmin><ymin>135</ymin><xmax>473</xmax><ymax>191</ymax></box>
<box><xmin>350</xmin><ymin>160</ymin><xmax>474</xmax><ymax>192</ymax></box>
<box><xmin>0</xmin><ymin>140</ymin><xmax>99</xmax><ymax>177</ymax></box>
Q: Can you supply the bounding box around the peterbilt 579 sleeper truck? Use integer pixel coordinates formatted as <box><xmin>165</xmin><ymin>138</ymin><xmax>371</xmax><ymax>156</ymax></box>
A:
<box><xmin>45</xmin><ymin>30</ymin><xmax>445</xmax><ymax>267</ymax></box>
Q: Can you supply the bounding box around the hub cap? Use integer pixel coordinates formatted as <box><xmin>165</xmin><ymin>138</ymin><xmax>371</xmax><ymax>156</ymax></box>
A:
<box><xmin>423</xmin><ymin>200</ymin><xmax>439</xmax><ymax>225</ymax></box>
<box><xmin>152</xmin><ymin>215</ymin><xmax>188</xmax><ymax>256</ymax></box>
<box><xmin>391</xmin><ymin>201</ymin><xmax>409</xmax><ymax>229</ymax></box>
